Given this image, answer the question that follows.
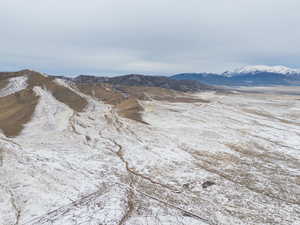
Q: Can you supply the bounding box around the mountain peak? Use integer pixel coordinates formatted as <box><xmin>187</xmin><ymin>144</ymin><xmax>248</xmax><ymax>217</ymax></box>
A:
<box><xmin>228</xmin><ymin>65</ymin><xmax>300</xmax><ymax>76</ymax></box>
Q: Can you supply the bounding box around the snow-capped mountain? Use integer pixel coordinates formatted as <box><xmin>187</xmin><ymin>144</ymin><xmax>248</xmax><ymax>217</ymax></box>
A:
<box><xmin>226</xmin><ymin>65</ymin><xmax>300</xmax><ymax>76</ymax></box>
<box><xmin>171</xmin><ymin>65</ymin><xmax>300</xmax><ymax>86</ymax></box>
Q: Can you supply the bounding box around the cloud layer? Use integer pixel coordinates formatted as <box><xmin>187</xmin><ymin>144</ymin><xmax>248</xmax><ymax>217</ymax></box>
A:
<box><xmin>1</xmin><ymin>0</ymin><xmax>300</xmax><ymax>76</ymax></box>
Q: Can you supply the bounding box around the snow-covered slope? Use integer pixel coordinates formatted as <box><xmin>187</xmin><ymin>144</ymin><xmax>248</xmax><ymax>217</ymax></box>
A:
<box><xmin>0</xmin><ymin>76</ymin><xmax>28</xmax><ymax>97</ymax></box>
<box><xmin>0</xmin><ymin>76</ymin><xmax>300</xmax><ymax>224</ymax></box>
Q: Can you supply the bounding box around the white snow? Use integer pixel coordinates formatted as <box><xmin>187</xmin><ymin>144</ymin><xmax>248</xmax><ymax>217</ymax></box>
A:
<box><xmin>0</xmin><ymin>76</ymin><xmax>28</xmax><ymax>97</ymax></box>
<box><xmin>22</xmin><ymin>87</ymin><xmax>74</xmax><ymax>135</ymax></box>
<box><xmin>225</xmin><ymin>65</ymin><xmax>300</xmax><ymax>76</ymax></box>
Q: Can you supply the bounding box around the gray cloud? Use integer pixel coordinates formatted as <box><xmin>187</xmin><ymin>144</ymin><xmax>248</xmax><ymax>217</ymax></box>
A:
<box><xmin>1</xmin><ymin>0</ymin><xmax>300</xmax><ymax>76</ymax></box>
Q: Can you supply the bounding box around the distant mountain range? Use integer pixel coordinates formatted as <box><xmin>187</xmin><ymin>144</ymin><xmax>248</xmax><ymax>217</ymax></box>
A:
<box><xmin>171</xmin><ymin>65</ymin><xmax>300</xmax><ymax>86</ymax></box>
<box><xmin>3</xmin><ymin>65</ymin><xmax>300</xmax><ymax>91</ymax></box>
<box><xmin>57</xmin><ymin>74</ymin><xmax>214</xmax><ymax>92</ymax></box>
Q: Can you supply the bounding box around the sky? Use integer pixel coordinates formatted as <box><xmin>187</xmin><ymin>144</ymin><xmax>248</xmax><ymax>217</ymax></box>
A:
<box><xmin>1</xmin><ymin>0</ymin><xmax>300</xmax><ymax>76</ymax></box>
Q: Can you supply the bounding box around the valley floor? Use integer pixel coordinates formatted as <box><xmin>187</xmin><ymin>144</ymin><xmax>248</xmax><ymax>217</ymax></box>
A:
<box><xmin>0</xmin><ymin>86</ymin><xmax>300</xmax><ymax>225</ymax></box>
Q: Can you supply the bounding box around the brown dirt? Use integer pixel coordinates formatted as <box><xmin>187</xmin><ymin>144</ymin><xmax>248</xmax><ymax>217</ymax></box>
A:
<box><xmin>0</xmin><ymin>89</ymin><xmax>39</xmax><ymax>137</ymax></box>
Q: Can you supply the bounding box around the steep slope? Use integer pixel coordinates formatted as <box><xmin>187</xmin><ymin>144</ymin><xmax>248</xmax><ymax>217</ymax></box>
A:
<box><xmin>115</xmin><ymin>98</ymin><xmax>146</xmax><ymax>124</ymax></box>
<box><xmin>0</xmin><ymin>70</ymin><xmax>87</xmax><ymax>137</ymax></box>
<box><xmin>26</xmin><ymin>70</ymin><xmax>87</xmax><ymax>112</ymax></box>
<box><xmin>0</xmin><ymin>76</ymin><xmax>28</xmax><ymax>97</ymax></box>
<box><xmin>0</xmin><ymin>89</ymin><xmax>39</xmax><ymax>137</ymax></box>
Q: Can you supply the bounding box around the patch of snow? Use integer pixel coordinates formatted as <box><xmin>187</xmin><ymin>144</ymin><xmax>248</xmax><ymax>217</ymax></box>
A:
<box><xmin>0</xmin><ymin>76</ymin><xmax>28</xmax><ymax>97</ymax></box>
<box><xmin>22</xmin><ymin>86</ymin><xmax>73</xmax><ymax>135</ymax></box>
<box><xmin>54</xmin><ymin>78</ymin><xmax>72</xmax><ymax>87</ymax></box>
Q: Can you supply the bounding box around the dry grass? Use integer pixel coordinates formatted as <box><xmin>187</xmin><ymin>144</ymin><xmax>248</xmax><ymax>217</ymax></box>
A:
<box><xmin>76</xmin><ymin>83</ymin><xmax>125</xmax><ymax>105</ymax></box>
<box><xmin>116</xmin><ymin>98</ymin><xmax>148</xmax><ymax>124</ymax></box>
<box><xmin>119</xmin><ymin>86</ymin><xmax>177</xmax><ymax>100</ymax></box>
<box><xmin>0</xmin><ymin>89</ymin><xmax>39</xmax><ymax>137</ymax></box>
<box><xmin>119</xmin><ymin>86</ymin><xmax>209</xmax><ymax>103</ymax></box>
<box><xmin>27</xmin><ymin>73</ymin><xmax>87</xmax><ymax>112</ymax></box>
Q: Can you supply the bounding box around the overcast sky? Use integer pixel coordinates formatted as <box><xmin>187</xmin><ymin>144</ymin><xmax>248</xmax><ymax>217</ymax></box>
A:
<box><xmin>1</xmin><ymin>0</ymin><xmax>300</xmax><ymax>76</ymax></box>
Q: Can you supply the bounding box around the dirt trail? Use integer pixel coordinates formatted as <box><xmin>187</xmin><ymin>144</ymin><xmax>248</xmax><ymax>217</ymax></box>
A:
<box><xmin>110</xmin><ymin>138</ymin><xmax>180</xmax><ymax>193</ymax></box>
<box><xmin>65</xmin><ymin>102</ymin><xmax>210</xmax><ymax>224</ymax></box>
<box><xmin>118</xmin><ymin>177</ymin><xmax>134</xmax><ymax>225</ymax></box>
<box><xmin>0</xmin><ymin>184</ymin><xmax>21</xmax><ymax>225</ymax></box>
<box><xmin>23</xmin><ymin>186</ymin><xmax>109</xmax><ymax>225</ymax></box>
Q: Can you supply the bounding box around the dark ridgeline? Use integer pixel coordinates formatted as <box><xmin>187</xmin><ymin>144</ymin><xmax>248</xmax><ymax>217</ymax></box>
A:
<box><xmin>171</xmin><ymin>72</ymin><xmax>300</xmax><ymax>86</ymax></box>
<box><xmin>58</xmin><ymin>74</ymin><xmax>215</xmax><ymax>92</ymax></box>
